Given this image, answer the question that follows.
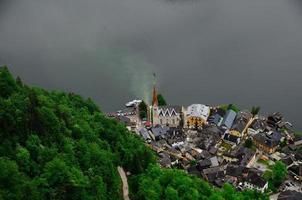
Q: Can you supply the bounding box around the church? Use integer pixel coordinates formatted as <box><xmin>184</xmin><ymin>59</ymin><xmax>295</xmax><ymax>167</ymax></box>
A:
<box><xmin>149</xmin><ymin>82</ymin><xmax>184</xmax><ymax>128</ymax></box>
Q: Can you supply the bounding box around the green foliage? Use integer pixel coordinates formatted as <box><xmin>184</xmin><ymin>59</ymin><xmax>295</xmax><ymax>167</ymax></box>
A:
<box><xmin>131</xmin><ymin>165</ymin><xmax>268</xmax><ymax>200</ymax></box>
<box><xmin>251</xmin><ymin>106</ymin><xmax>261</xmax><ymax>117</ymax></box>
<box><xmin>0</xmin><ymin>68</ymin><xmax>156</xmax><ymax>199</ymax></box>
<box><xmin>219</xmin><ymin>104</ymin><xmax>229</xmax><ymax>112</ymax></box>
<box><xmin>227</xmin><ymin>104</ymin><xmax>240</xmax><ymax>113</ymax></box>
<box><xmin>271</xmin><ymin>161</ymin><xmax>287</xmax><ymax>188</ymax></box>
<box><xmin>0</xmin><ymin>66</ymin><xmax>18</xmax><ymax>98</ymax></box>
<box><xmin>263</xmin><ymin>161</ymin><xmax>287</xmax><ymax>192</ymax></box>
<box><xmin>0</xmin><ymin>157</ymin><xmax>25</xmax><ymax>200</ymax></box>
<box><xmin>220</xmin><ymin>104</ymin><xmax>240</xmax><ymax>113</ymax></box>
<box><xmin>157</xmin><ymin>94</ymin><xmax>167</xmax><ymax>106</ymax></box>
<box><xmin>244</xmin><ymin>138</ymin><xmax>253</xmax><ymax>148</ymax></box>
<box><xmin>139</xmin><ymin>101</ymin><xmax>148</xmax><ymax>120</ymax></box>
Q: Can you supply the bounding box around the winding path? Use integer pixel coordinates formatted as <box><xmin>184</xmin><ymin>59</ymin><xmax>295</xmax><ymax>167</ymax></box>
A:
<box><xmin>118</xmin><ymin>166</ymin><xmax>130</xmax><ymax>200</ymax></box>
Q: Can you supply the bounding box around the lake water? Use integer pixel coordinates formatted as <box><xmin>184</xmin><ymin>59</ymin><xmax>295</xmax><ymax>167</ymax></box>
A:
<box><xmin>0</xmin><ymin>0</ymin><xmax>301</xmax><ymax>130</ymax></box>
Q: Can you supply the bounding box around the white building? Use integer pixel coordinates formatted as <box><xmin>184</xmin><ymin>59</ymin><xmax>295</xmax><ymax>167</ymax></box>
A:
<box><xmin>186</xmin><ymin>104</ymin><xmax>210</xmax><ymax>128</ymax></box>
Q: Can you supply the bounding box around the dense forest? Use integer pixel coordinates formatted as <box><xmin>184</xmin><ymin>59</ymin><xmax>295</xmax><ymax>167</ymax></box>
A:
<box><xmin>0</xmin><ymin>66</ymin><xmax>267</xmax><ymax>200</ymax></box>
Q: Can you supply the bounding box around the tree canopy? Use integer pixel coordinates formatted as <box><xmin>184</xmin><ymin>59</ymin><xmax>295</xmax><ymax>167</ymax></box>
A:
<box><xmin>157</xmin><ymin>94</ymin><xmax>167</xmax><ymax>106</ymax></box>
<box><xmin>139</xmin><ymin>101</ymin><xmax>148</xmax><ymax>120</ymax></box>
<box><xmin>0</xmin><ymin>66</ymin><xmax>156</xmax><ymax>199</ymax></box>
<box><xmin>130</xmin><ymin>165</ymin><xmax>268</xmax><ymax>200</ymax></box>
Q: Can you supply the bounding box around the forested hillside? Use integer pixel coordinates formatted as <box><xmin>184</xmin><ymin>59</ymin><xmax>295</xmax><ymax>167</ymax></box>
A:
<box><xmin>0</xmin><ymin>66</ymin><xmax>267</xmax><ymax>200</ymax></box>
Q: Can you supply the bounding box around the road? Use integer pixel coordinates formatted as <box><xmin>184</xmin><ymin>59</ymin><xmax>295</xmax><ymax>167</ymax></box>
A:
<box><xmin>118</xmin><ymin>166</ymin><xmax>130</xmax><ymax>200</ymax></box>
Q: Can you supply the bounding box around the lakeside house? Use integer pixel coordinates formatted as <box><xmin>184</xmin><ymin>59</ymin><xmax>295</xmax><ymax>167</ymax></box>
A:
<box><xmin>230</xmin><ymin>110</ymin><xmax>252</xmax><ymax>137</ymax></box>
<box><xmin>186</xmin><ymin>104</ymin><xmax>210</xmax><ymax>128</ymax></box>
<box><xmin>253</xmin><ymin>131</ymin><xmax>282</xmax><ymax>154</ymax></box>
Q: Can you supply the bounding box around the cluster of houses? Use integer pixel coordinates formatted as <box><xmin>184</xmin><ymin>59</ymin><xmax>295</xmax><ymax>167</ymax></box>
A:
<box><xmin>107</xmin><ymin>85</ymin><xmax>302</xmax><ymax>198</ymax></box>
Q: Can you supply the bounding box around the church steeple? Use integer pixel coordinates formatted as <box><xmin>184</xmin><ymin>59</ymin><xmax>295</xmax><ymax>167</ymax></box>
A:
<box><xmin>152</xmin><ymin>73</ymin><xmax>158</xmax><ymax>107</ymax></box>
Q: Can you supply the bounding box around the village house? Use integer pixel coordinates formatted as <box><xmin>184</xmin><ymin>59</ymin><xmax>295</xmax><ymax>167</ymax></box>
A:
<box><xmin>225</xmin><ymin>165</ymin><xmax>245</xmax><ymax>184</ymax></box>
<box><xmin>230</xmin><ymin>110</ymin><xmax>252</xmax><ymax>137</ymax></box>
<box><xmin>248</xmin><ymin>117</ymin><xmax>267</xmax><ymax>135</ymax></box>
<box><xmin>242</xmin><ymin>172</ymin><xmax>268</xmax><ymax>193</ymax></box>
<box><xmin>223</xmin><ymin>132</ymin><xmax>241</xmax><ymax>147</ymax></box>
<box><xmin>253</xmin><ymin>131</ymin><xmax>282</xmax><ymax>154</ymax></box>
<box><xmin>208</xmin><ymin>108</ymin><xmax>225</xmax><ymax>126</ymax></box>
<box><xmin>186</xmin><ymin>104</ymin><xmax>210</xmax><ymax>128</ymax></box>
<box><xmin>223</xmin><ymin>146</ymin><xmax>256</xmax><ymax>168</ymax></box>
<box><xmin>139</xmin><ymin>127</ymin><xmax>151</xmax><ymax>143</ymax></box>
<box><xmin>267</xmin><ymin>112</ymin><xmax>283</xmax><ymax>128</ymax></box>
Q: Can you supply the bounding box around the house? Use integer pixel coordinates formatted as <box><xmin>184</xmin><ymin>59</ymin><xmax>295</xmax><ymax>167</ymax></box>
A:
<box><xmin>115</xmin><ymin>116</ymin><xmax>137</xmax><ymax>132</ymax></box>
<box><xmin>159</xmin><ymin>153</ymin><xmax>172</xmax><ymax>168</ymax></box>
<box><xmin>186</xmin><ymin>104</ymin><xmax>210</xmax><ymax>128</ymax></box>
<box><xmin>243</xmin><ymin>172</ymin><xmax>268</xmax><ymax>193</ymax></box>
<box><xmin>208</xmin><ymin>114</ymin><xmax>224</xmax><ymax>126</ymax></box>
<box><xmin>139</xmin><ymin>127</ymin><xmax>151</xmax><ymax>143</ymax></box>
<box><xmin>202</xmin><ymin>166</ymin><xmax>226</xmax><ymax>186</ymax></box>
<box><xmin>223</xmin><ymin>132</ymin><xmax>241</xmax><ymax>146</ymax></box>
<box><xmin>223</xmin><ymin>146</ymin><xmax>256</xmax><ymax>167</ymax></box>
<box><xmin>253</xmin><ymin>131</ymin><xmax>282</xmax><ymax>154</ymax></box>
<box><xmin>288</xmin><ymin>164</ymin><xmax>302</xmax><ymax>181</ymax></box>
<box><xmin>210</xmin><ymin>156</ymin><xmax>219</xmax><ymax>167</ymax></box>
<box><xmin>150</xmin><ymin>125</ymin><xmax>169</xmax><ymax>141</ymax></box>
<box><xmin>221</xmin><ymin>110</ymin><xmax>237</xmax><ymax>129</ymax></box>
<box><xmin>153</xmin><ymin>106</ymin><xmax>184</xmax><ymax>128</ymax></box>
<box><xmin>230</xmin><ymin>110</ymin><xmax>252</xmax><ymax>137</ymax></box>
<box><xmin>248</xmin><ymin>117</ymin><xmax>267</xmax><ymax>135</ymax></box>
<box><xmin>197</xmin><ymin>159</ymin><xmax>212</xmax><ymax>170</ymax></box>
<box><xmin>225</xmin><ymin>165</ymin><xmax>245</xmax><ymax>180</ymax></box>
<box><xmin>267</xmin><ymin>112</ymin><xmax>283</xmax><ymax>128</ymax></box>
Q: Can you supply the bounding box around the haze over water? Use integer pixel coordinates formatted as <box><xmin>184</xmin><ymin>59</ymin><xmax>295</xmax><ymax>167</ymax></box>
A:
<box><xmin>0</xmin><ymin>0</ymin><xmax>302</xmax><ymax>130</ymax></box>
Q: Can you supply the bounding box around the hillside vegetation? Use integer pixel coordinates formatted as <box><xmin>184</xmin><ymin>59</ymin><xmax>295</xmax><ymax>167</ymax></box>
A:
<box><xmin>0</xmin><ymin>66</ymin><xmax>267</xmax><ymax>200</ymax></box>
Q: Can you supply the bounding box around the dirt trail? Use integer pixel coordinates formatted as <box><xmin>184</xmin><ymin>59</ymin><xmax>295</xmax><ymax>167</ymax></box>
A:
<box><xmin>118</xmin><ymin>166</ymin><xmax>130</xmax><ymax>200</ymax></box>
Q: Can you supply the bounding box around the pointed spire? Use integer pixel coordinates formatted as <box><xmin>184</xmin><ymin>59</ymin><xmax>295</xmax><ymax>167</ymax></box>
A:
<box><xmin>152</xmin><ymin>73</ymin><xmax>158</xmax><ymax>107</ymax></box>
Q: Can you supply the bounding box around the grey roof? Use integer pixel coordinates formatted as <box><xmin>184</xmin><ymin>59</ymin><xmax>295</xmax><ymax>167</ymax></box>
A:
<box><xmin>278</xmin><ymin>191</ymin><xmax>302</xmax><ymax>200</ymax></box>
<box><xmin>209</xmin><ymin>146</ymin><xmax>218</xmax><ymax>155</ymax></box>
<box><xmin>159</xmin><ymin>153</ymin><xmax>171</xmax><ymax>167</ymax></box>
<box><xmin>226</xmin><ymin>165</ymin><xmax>245</xmax><ymax>178</ymax></box>
<box><xmin>139</xmin><ymin>128</ymin><xmax>150</xmax><ymax>140</ymax></box>
<box><xmin>210</xmin><ymin>156</ymin><xmax>219</xmax><ymax>167</ymax></box>
<box><xmin>250</xmin><ymin>118</ymin><xmax>267</xmax><ymax>130</ymax></box>
<box><xmin>221</xmin><ymin>110</ymin><xmax>237</xmax><ymax>129</ymax></box>
<box><xmin>254</xmin><ymin>131</ymin><xmax>281</xmax><ymax>148</ymax></box>
<box><xmin>231</xmin><ymin>111</ymin><xmax>252</xmax><ymax>132</ymax></box>
<box><xmin>198</xmin><ymin>159</ymin><xmax>212</xmax><ymax>169</ymax></box>
<box><xmin>208</xmin><ymin>114</ymin><xmax>223</xmax><ymax>125</ymax></box>
<box><xmin>151</xmin><ymin>125</ymin><xmax>169</xmax><ymax>138</ymax></box>
<box><xmin>224</xmin><ymin>146</ymin><xmax>256</xmax><ymax>166</ymax></box>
